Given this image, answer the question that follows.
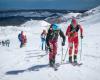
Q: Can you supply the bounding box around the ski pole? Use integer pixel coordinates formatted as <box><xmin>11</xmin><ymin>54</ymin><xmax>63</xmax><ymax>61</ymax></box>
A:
<box><xmin>80</xmin><ymin>38</ymin><xmax>82</xmax><ymax>61</ymax></box>
<box><xmin>63</xmin><ymin>47</ymin><xmax>68</xmax><ymax>62</ymax></box>
<box><xmin>61</xmin><ymin>46</ymin><xmax>63</xmax><ymax>64</ymax></box>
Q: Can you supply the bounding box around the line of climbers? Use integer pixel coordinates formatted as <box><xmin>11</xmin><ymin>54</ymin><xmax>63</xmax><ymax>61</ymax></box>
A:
<box><xmin>17</xmin><ymin>18</ymin><xmax>83</xmax><ymax>66</ymax></box>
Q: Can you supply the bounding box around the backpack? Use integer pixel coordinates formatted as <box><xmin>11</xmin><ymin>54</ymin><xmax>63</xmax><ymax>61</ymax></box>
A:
<box><xmin>49</xmin><ymin>28</ymin><xmax>60</xmax><ymax>40</ymax></box>
<box><xmin>70</xmin><ymin>24</ymin><xmax>80</xmax><ymax>32</ymax></box>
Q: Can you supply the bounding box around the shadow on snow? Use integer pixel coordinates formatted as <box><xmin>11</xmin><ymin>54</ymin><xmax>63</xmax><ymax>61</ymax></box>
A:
<box><xmin>5</xmin><ymin>64</ymin><xmax>48</xmax><ymax>75</ymax></box>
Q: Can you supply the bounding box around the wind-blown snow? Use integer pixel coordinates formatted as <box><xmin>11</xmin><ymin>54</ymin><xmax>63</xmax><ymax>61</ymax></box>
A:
<box><xmin>21</xmin><ymin>19</ymin><xmax>50</xmax><ymax>27</ymax></box>
<box><xmin>63</xmin><ymin>12</ymin><xmax>81</xmax><ymax>19</ymax></box>
<box><xmin>0</xmin><ymin>6</ymin><xmax>100</xmax><ymax>80</ymax></box>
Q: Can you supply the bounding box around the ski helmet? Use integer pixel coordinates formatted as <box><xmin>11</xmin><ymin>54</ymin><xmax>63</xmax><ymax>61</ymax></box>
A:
<box><xmin>71</xmin><ymin>18</ymin><xmax>77</xmax><ymax>27</ymax></box>
<box><xmin>52</xmin><ymin>24</ymin><xmax>60</xmax><ymax>30</ymax></box>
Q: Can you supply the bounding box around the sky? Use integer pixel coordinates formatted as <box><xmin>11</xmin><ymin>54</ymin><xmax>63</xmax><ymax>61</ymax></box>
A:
<box><xmin>0</xmin><ymin>0</ymin><xmax>100</xmax><ymax>10</ymax></box>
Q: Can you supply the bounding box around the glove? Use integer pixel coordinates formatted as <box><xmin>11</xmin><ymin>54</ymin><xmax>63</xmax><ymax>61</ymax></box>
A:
<box><xmin>62</xmin><ymin>41</ymin><xmax>65</xmax><ymax>46</ymax></box>
<box><xmin>48</xmin><ymin>47</ymin><xmax>52</xmax><ymax>52</ymax></box>
<box><xmin>80</xmin><ymin>35</ymin><xmax>83</xmax><ymax>39</ymax></box>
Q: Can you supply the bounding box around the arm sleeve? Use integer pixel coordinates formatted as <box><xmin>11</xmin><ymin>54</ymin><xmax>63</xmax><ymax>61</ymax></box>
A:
<box><xmin>59</xmin><ymin>30</ymin><xmax>66</xmax><ymax>43</ymax></box>
<box><xmin>46</xmin><ymin>29</ymin><xmax>50</xmax><ymax>47</ymax></box>
<box><xmin>66</xmin><ymin>25</ymin><xmax>70</xmax><ymax>36</ymax></box>
<box><xmin>79</xmin><ymin>25</ymin><xmax>83</xmax><ymax>36</ymax></box>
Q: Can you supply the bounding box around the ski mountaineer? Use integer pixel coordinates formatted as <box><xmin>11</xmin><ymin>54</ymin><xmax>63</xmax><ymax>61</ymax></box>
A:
<box><xmin>66</xmin><ymin>18</ymin><xmax>83</xmax><ymax>63</ymax></box>
<box><xmin>18</xmin><ymin>31</ymin><xmax>27</xmax><ymax>48</ymax></box>
<box><xmin>41</xmin><ymin>29</ymin><xmax>47</xmax><ymax>50</ymax></box>
<box><xmin>46</xmin><ymin>23</ymin><xmax>65</xmax><ymax>67</ymax></box>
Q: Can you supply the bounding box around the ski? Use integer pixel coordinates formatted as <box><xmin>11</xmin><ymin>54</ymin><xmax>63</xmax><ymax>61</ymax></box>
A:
<box><xmin>64</xmin><ymin>61</ymin><xmax>83</xmax><ymax>66</ymax></box>
<box><xmin>53</xmin><ymin>65</ymin><xmax>58</xmax><ymax>71</ymax></box>
<box><xmin>54</xmin><ymin>63</ymin><xmax>60</xmax><ymax>71</ymax></box>
<box><xmin>71</xmin><ymin>62</ymin><xmax>83</xmax><ymax>66</ymax></box>
<box><xmin>50</xmin><ymin>63</ymin><xmax>60</xmax><ymax>71</ymax></box>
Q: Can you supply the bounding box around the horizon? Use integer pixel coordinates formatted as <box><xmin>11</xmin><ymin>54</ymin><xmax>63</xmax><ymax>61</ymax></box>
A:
<box><xmin>0</xmin><ymin>8</ymin><xmax>89</xmax><ymax>12</ymax></box>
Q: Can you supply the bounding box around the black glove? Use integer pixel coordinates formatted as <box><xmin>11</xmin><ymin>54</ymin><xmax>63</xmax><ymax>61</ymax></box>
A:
<box><xmin>62</xmin><ymin>41</ymin><xmax>65</xmax><ymax>46</ymax></box>
<box><xmin>48</xmin><ymin>47</ymin><xmax>52</xmax><ymax>52</ymax></box>
<box><xmin>80</xmin><ymin>35</ymin><xmax>83</xmax><ymax>39</ymax></box>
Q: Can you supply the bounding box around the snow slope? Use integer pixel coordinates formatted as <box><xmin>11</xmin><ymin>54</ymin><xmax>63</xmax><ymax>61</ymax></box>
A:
<box><xmin>78</xmin><ymin>6</ymin><xmax>100</xmax><ymax>25</ymax></box>
<box><xmin>0</xmin><ymin>6</ymin><xmax>100</xmax><ymax>80</ymax></box>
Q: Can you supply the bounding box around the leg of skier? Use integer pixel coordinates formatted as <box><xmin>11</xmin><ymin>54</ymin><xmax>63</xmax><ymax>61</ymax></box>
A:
<box><xmin>20</xmin><ymin>42</ymin><xmax>23</xmax><ymax>48</ymax></box>
<box><xmin>49</xmin><ymin>41</ymin><xmax>57</xmax><ymax>67</ymax></box>
<box><xmin>68</xmin><ymin>37</ymin><xmax>73</xmax><ymax>63</ymax></box>
<box><xmin>42</xmin><ymin>41</ymin><xmax>44</xmax><ymax>50</ymax></box>
<box><xmin>52</xmin><ymin>41</ymin><xmax>57</xmax><ymax>65</ymax></box>
<box><xmin>49</xmin><ymin>41</ymin><xmax>53</xmax><ymax>67</ymax></box>
<box><xmin>73</xmin><ymin>37</ymin><xmax>79</xmax><ymax>63</ymax></box>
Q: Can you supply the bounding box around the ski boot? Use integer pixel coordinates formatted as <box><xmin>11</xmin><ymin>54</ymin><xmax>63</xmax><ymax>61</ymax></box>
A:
<box><xmin>74</xmin><ymin>55</ymin><xmax>77</xmax><ymax>63</ymax></box>
<box><xmin>49</xmin><ymin>59</ymin><xmax>55</xmax><ymax>67</ymax></box>
<box><xmin>69</xmin><ymin>56</ymin><xmax>72</xmax><ymax>63</ymax></box>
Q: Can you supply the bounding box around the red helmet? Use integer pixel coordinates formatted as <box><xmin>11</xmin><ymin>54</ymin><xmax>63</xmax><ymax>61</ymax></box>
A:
<box><xmin>72</xmin><ymin>19</ymin><xmax>77</xmax><ymax>24</ymax></box>
<box><xmin>71</xmin><ymin>18</ymin><xmax>77</xmax><ymax>27</ymax></box>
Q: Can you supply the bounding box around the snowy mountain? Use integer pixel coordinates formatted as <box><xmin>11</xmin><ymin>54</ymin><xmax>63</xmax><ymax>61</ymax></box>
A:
<box><xmin>45</xmin><ymin>12</ymin><xmax>82</xmax><ymax>24</ymax></box>
<box><xmin>0</xmin><ymin>9</ymin><xmax>85</xmax><ymax>18</ymax></box>
<box><xmin>0</xmin><ymin>10</ymin><xmax>64</xmax><ymax>26</ymax></box>
<box><xmin>77</xmin><ymin>6</ymin><xmax>100</xmax><ymax>24</ymax></box>
<box><xmin>0</xmin><ymin>9</ymin><xmax>86</xmax><ymax>26</ymax></box>
<box><xmin>0</xmin><ymin>6</ymin><xmax>100</xmax><ymax>80</ymax></box>
<box><xmin>0</xmin><ymin>10</ymin><xmax>52</xmax><ymax>18</ymax></box>
<box><xmin>84</xmin><ymin>6</ymin><xmax>100</xmax><ymax>16</ymax></box>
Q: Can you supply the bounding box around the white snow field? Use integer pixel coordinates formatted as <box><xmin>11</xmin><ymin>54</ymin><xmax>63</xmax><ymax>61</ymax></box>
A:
<box><xmin>0</xmin><ymin>6</ymin><xmax>100</xmax><ymax>80</ymax></box>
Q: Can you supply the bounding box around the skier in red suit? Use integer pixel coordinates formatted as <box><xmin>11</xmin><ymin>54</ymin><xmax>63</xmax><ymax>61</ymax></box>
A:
<box><xmin>66</xmin><ymin>18</ymin><xmax>83</xmax><ymax>63</ymax></box>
